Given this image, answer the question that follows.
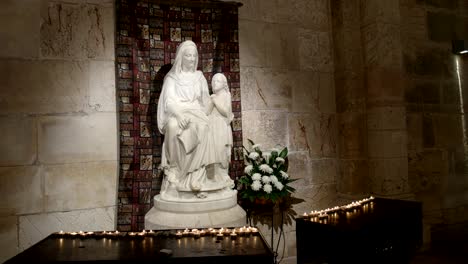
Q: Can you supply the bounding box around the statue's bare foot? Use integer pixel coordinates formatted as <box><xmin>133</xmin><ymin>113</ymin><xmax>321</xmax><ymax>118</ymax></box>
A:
<box><xmin>196</xmin><ymin>192</ymin><xmax>208</xmax><ymax>199</ymax></box>
<box><xmin>190</xmin><ymin>182</ymin><xmax>201</xmax><ymax>191</ymax></box>
<box><xmin>165</xmin><ymin>167</ymin><xmax>179</xmax><ymax>183</ymax></box>
<box><xmin>226</xmin><ymin>179</ymin><xmax>235</xmax><ymax>189</ymax></box>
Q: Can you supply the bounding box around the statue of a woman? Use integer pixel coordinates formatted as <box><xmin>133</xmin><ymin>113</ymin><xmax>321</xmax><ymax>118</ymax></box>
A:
<box><xmin>157</xmin><ymin>40</ymin><xmax>232</xmax><ymax>200</ymax></box>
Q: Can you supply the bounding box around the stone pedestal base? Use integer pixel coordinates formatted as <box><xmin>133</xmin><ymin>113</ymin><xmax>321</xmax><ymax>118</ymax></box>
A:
<box><xmin>145</xmin><ymin>192</ymin><xmax>246</xmax><ymax>230</ymax></box>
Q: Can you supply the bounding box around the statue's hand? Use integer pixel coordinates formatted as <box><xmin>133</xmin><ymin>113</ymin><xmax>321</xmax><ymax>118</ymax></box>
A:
<box><xmin>176</xmin><ymin>114</ymin><xmax>190</xmax><ymax>130</ymax></box>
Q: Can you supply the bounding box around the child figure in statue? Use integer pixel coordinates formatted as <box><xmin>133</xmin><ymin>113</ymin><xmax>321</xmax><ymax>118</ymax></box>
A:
<box><xmin>207</xmin><ymin>73</ymin><xmax>234</xmax><ymax>188</ymax></box>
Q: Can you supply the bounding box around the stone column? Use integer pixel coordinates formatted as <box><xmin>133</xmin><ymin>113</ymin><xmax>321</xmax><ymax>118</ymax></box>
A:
<box><xmin>360</xmin><ymin>0</ymin><xmax>412</xmax><ymax>198</ymax></box>
<box><xmin>331</xmin><ymin>0</ymin><xmax>369</xmax><ymax>200</ymax></box>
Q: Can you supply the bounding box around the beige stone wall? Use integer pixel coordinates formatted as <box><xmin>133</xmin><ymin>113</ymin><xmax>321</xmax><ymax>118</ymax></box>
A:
<box><xmin>401</xmin><ymin>0</ymin><xmax>468</xmax><ymax>227</ymax></box>
<box><xmin>331</xmin><ymin>0</ymin><xmax>369</xmax><ymax>197</ymax></box>
<box><xmin>361</xmin><ymin>0</ymin><xmax>411</xmax><ymax>198</ymax></box>
<box><xmin>237</xmin><ymin>0</ymin><xmax>337</xmax><ymax>262</ymax></box>
<box><xmin>4</xmin><ymin>0</ymin><xmax>467</xmax><ymax>263</ymax></box>
<box><xmin>0</xmin><ymin>0</ymin><xmax>117</xmax><ymax>262</ymax></box>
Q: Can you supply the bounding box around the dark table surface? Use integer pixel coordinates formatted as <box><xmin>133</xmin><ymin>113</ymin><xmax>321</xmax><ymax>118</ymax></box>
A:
<box><xmin>5</xmin><ymin>229</ymin><xmax>274</xmax><ymax>264</ymax></box>
<box><xmin>297</xmin><ymin>197</ymin><xmax>422</xmax><ymax>229</ymax></box>
<box><xmin>296</xmin><ymin>197</ymin><xmax>423</xmax><ymax>264</ymax></box>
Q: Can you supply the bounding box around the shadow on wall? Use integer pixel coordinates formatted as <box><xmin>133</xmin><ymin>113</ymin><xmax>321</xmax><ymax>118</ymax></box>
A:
<box><xmin>149</xmin><ymin>63</ymin><xmax>173</xmax><ymax>207</ymax></box>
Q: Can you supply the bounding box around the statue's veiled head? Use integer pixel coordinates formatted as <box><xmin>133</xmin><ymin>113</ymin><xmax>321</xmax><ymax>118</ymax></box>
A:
<box><xmin>171</xmin><ymin>40</ymin><xmax>199</xmax><ymax>74</ymax></box>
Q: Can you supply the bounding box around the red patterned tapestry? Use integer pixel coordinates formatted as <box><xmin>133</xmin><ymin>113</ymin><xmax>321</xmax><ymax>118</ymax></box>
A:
<box><xmin>115</xmin><ymin>0</ymin><xmax>243</xmax><ymax>231</ymax></box>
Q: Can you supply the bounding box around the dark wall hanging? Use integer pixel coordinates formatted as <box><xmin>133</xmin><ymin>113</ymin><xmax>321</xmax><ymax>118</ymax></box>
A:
<box><xmin>115</xmin><ymin>0</ymin><xmax>243</xmax><ymax>231</ymax></box>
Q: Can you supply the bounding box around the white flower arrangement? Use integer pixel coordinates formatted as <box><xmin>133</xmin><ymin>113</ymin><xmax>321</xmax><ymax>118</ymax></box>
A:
<box><xmin>238</xmin><ymin>139</ymin><xmax>297</xmax><ymax>203</ymax></box>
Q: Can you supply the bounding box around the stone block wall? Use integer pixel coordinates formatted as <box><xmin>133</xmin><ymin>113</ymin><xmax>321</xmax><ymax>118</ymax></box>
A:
<box><xmin>331</xmin><ymin>0</ymin><xmax>369</xmax><ymax>198</ymax></box>
<box><xmin>236</xmin><ymin>0</ymin><xmax>338</xmax><ymax>262</ymax></box>
<box><xmin>361</xmin><ymin>0</ymin><xmax>411</xmax><ymax>198</ymax></box>
<box><xmin>0</xmin><ymin>0</ymin><xmax>118</xmax><ymax>262</ymax></box>
<box><xmin>2</xmin><ymin>0</ymin><xmax>467</xmax><ymax>263</ymax></box>
<box><xmin>401</xmin><ymin>0</ymin><xmax>468</xmax><ymax>227</ymax></box>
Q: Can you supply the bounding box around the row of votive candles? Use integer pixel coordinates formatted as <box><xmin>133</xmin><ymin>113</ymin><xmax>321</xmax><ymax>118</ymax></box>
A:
<box><xmin>53</xmin><ymin>226</ymin><xmax>259</xmax><ymax>240</ymax></box>
<box><xmin>175</xmin><ymin>226</ymin><xmax>259</xmax><ymax>240</ymax></box>
<box><xmin>54</xmin><ymin>230</ymin><xmax>153</xmax><ymax>238</ymax></box>
<box><xmin>302</xmin><ymin>196</ymin><xmax>375</xmax><ymax>219</ymax></box>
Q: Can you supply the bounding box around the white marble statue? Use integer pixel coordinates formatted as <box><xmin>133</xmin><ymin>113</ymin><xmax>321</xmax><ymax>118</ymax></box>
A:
<box><xmin>146</xmin><ymin>41</ymin><xmax>245</xmax><ymax>229</ymax></box>
<box><xmin>207</xmin><ymin>73</ymin><xmax>234</xmax><ymax>183</ymax></box>
<box><xmin>157</xmin><ymin>40</ymin><xmax>234</xmax><ymax>201</ymax></box>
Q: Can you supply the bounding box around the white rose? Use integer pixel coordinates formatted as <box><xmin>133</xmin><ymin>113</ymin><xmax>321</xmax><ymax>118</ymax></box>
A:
<box><xmin>244</xmin><ymin>165</ymin><xmax>253</xmax><ymax>175</ymax></box>
<box><xmin>280</xmin><ymin>170</ymin><xmax>288</xmax><ymax>179</ymax></box>
<box><xmin>270</xmin><ymin>175</ymin><xmax>278</xmax><ymax>183</ymax></box>
<box><xmin>261</xmin><ymin>175</ymin><xmax>271</xmax><ymax>184</ymax></box>
<box><xmin>274</xmin><ymin>181</ymin><xmax>284</xmax><ymax>190</ymax></box>
<box><xmin>251</xmin><ymin>180</ymin><xmax>262</xmax><ymax>191</ymax></box>
<box><xmin>263</xmin><ymin>184</ymin><xmax>273</xmax><ymax>193</ymax></box>
<box><xmin>252</xmin><ymin>173</ymin><xmax>261</xmax><ymax>181</ymax></box>
<box><xmin>248</xmin><ymin>152</ymin><xmax>259</xmax><ymax>160</ymax></box>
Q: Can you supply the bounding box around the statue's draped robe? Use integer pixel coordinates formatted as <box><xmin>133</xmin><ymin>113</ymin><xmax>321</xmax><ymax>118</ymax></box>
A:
<box><xmin>157</xmin><ymin>70</ymin><xmax>216</xmax><ymax>191</ymax></box>
<box><xmin>209</xmin><ymin>90</ymin><xmax>233</xmax><ymax>169</ymax></box>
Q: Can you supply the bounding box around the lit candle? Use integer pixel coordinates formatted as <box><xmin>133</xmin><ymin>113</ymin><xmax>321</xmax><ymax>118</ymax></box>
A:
<box><xmin>175</xmin><ymin>231</ymin><xmax>183</xmax><ymax>239</ymax></box>
<box><xmin>199</xmin><ymin>230</ymin><xmax>206</xmax><ymax>236</ymax></box>
<box><xmin>96</xmin><ymin>231</ymin><xmax>105</xmax><ymax>239</ymax></box>
<box><xmin>244</xmin><ymin>227</ymin><xmax>251</xmax><ymax>236</ymax></box>
<box><xmin>250</xmin><ymin>227</ymin><xmax>259</xmax><ymax>235</ymax></box>
<box><xmin>191</xmin><ymin>229</ymin><xmax>199</xmax><ymax>235</ymax></box>
<box><xmin>216</xmin><ymin>232</ymin><xmax>224</xmax><ymax>240</ymax></box>
<box><xmin>183</xmin><ymin>228</ymin><xmax>190</xmax><ymax>236</ymax></box>
<box><xmin>128</xmin><ymin>232</ymin><xmax>137</xmax><ymax>237</ymax></box>
<box><xmin>70</xmin><ymin>232</ymin><xmax>78</xmax><ymax>236</ymax></box>
<box><xmin>230</xmin><ymin>231</ymin><xmax>237</xmax><ymax>240</ymax></box>
<box><xmin>194</xmin><ymin>231</ymin><xmax>201</xmax><ymax>239</ymax></box>
<box><xmin>210</xmin><ymin>229</ymin><xmax>217</xmax><ymax>236</ymax></box>
<box><xmin>137</xmin><ymin>230</ymin><xmax>146</xmax><ymax>238</ymax></box>
<box><xmin>54</xmin><ymin>230</ymin><xmax>64</xmax><ymax>238</ymax></box>
<box><xmin>318</xmin><ymin>213</ymin><xmax>328</xmax><ymax>219</ymax></box>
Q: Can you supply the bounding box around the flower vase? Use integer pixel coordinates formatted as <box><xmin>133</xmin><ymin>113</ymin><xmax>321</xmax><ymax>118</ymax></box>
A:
<box><xmin>253</xmin><ymin>198</ymin><xmax>276</xmax><ymax>207</ymax></box>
